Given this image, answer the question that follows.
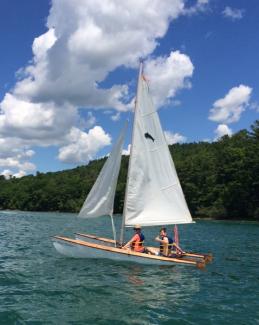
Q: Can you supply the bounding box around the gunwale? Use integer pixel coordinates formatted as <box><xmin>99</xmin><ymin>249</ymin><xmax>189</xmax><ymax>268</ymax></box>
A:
<box><xmin>75</xmin><ymin>233</ymin><xmax>213</xmax><ymax>263</ymax></box>
<box><xmin>53</xmin><ymin>235</ymin><xmax>202</xmax><ymax>266</ymax></box>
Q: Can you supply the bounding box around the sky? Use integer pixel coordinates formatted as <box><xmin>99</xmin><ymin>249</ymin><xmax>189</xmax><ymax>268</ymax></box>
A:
<box><xmin>0</xmin><ymin>0</ymin><xmax>258</xmax><ymax>178</ymax></box>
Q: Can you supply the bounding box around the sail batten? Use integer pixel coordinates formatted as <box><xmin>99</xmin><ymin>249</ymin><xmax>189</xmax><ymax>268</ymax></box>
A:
<box><xmin>123</xmin><ymin>72</ymin><xmax>192</xmax><ymax>227</ymax></box>
<box><xmin>78</xmin><ymin>121</ymin><xmax>128</xmax><ymax>219</ymax></box>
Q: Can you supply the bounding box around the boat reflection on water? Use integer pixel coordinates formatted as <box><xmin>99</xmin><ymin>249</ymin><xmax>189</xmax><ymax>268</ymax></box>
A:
<box><xmin>120</xmin><ymin>264</ymin><xmax>200</xmax><ymax>307</ymax></box>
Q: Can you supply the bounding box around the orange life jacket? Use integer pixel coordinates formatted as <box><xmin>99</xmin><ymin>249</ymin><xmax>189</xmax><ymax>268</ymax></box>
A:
<box><xmin>131</xmin><ymin>233</ymin><xmax>145</xmax><ymax>252</ymax></box>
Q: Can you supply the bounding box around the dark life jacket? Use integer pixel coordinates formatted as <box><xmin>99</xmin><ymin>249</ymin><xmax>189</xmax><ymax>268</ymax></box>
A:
<box><xmin>159</xmin><ymin>235</ymin><xmax>174</xmax><ymax>255</ymax></box>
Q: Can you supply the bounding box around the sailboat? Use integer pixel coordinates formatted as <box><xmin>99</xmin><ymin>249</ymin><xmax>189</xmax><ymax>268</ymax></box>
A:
<box><xmin>53</xmin><ymin>63</ymin><xmax>212</xmax><ymax>267</ymax></box>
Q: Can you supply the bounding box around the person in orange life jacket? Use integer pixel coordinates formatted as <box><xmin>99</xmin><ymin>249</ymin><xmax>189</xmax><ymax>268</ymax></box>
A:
<box><xmin>155</xmin><ymin>227</ymin><xmax>184</xmax><ymax>257</ymax></box>
<box><xmin>122</xmin><ymin>225</ymin><xmax>145</xmax><ymax>253</ymax></box>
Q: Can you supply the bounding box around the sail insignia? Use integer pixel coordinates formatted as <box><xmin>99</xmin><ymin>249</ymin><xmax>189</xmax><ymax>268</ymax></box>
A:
<box><xmin>144</xmin><ymin>132</ymin><xmax>155</xmax><ymax>142</ymax></box>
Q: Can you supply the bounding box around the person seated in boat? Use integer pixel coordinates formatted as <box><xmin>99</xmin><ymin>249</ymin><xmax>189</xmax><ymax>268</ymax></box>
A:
<box><xmin>154</xmin><ymin>227</ymin><xmax>174</xmax><ymax>257</ymax></box>
<box><xmin>147</xmin><ymin>228</ymin><xmax>184</xmax><ymax>257</ymax></box>
<box><xmin>122</xmin><ymin>225</ymin><xmax>145</xmax><ymax>253</ymax></box>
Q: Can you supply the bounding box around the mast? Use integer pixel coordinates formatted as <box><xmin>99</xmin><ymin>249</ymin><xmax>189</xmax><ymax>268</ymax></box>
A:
<box><xmin>119</xmin><ymin>61</ymin><xmax>143</xmax><ymax>244</ymax></box>
<box><xmin>110</xmin><ymin>214</ymin><xmax>117</xmax><ymax>247</ymax></box>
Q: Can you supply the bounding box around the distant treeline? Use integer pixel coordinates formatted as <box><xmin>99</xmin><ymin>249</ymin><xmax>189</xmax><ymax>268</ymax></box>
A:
<box><xmin>0</xmin><ymin>121</ymin><xmax>258</xmax><ymax>220</ymax></box>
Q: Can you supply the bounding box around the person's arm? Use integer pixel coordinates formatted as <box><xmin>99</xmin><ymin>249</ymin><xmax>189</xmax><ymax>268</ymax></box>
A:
<box><xmin>155</xmin><ymin>236</ymin><xmax>163</xmax><ymax>243</ymax></box>
<box><xmin>122</xmin><ymin>240</ymin><xmax>132</xmax><ymax>249</ymax></box>
<box><xmin>122</xmin><ymin>234</ymin><xmax>137</xmax><ymax>249</ymax></box>
<box><xmin>155</xmin><ymin>236</ymin><xmax>168</xmax><ymax>244</ymax></box>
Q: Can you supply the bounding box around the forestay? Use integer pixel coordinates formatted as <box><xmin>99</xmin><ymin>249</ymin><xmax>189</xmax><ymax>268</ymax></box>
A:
<box><xmin>78</xmin><ymin>121</ymin><xmax>128</xmax><ymax>219</ymax></box>
<box><xmin>124</xmin><ymin>69</ymin><xmax>192</xmax><ymax>226</ymax></box>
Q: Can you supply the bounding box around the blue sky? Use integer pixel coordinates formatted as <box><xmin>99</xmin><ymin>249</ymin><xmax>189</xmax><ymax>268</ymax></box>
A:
<box><xmin>0</xmin><ymin>0</ymin><xmax>258</xmax><ymax>177</ymax></box>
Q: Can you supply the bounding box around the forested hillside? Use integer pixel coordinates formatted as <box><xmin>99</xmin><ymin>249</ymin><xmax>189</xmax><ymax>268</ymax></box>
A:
<box><xmin>0</xmin><ymin>121</ymin><xmax>258</xmax><ymax>220</ymax></box>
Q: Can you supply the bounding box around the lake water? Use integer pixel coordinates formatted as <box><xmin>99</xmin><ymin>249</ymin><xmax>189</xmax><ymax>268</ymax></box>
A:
<box><xmin>0</xmin><ymin>211</ymin><xmax>258</xmax><ymax>324</ymax></box>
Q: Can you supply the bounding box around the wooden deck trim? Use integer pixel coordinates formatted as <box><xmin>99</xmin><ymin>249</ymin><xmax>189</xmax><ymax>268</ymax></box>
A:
<box><xmin>75</xmin><ymin>233</ymin><xmax>115</xmax><ymax>244</ymax></box>
<box><xmin>75</xmin><ymin>233</ymin><xmax>212</xmax><ymax>262</ymax></box>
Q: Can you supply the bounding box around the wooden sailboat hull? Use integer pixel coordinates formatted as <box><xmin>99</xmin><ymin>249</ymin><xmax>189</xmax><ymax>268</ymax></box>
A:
<box><xmin>75</xmin><ymin>233</ymin><xmax>213</xmax><ymax>263</ymax></box>
<box><xmin>53</xmin><ymin>236</ymin><xmax>203</xmax><ymax>267</ymax></box>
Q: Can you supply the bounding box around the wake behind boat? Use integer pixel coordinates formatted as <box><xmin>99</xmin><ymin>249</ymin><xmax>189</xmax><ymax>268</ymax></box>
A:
<box><xmin>53</xmin><ymin>62</ymin><xmax>212</xmax><ymax>268</ymax></box>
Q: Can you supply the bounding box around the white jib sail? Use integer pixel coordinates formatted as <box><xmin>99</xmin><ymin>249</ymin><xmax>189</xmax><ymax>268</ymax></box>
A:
<box><xmin>78</xmin><ymin>121</ymin><xmax>128</xmax><ymax>219</ymax></box>
<box><xmin>124</xmin><ymin>69</ymin><xmax>192</xmax><ymax>227</ymax></box>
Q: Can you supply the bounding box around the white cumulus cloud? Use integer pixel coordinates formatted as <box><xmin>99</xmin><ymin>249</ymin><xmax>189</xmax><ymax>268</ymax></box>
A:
<box><xmin>58</xmin><ymin>126</ymin><xmax>111</xmax><ymax>164</ymax></box>
<box><xmin>0</xmin><ymin>157</ymin><xmax>35</xmax><ymax>172</ymax></box>
<box><xmin>184</xmin><ymin>0</ymin><xmax>209</xmax><ymax>15</ymax></box>
<box><xmin>214</xmin><ymin>124</ymin><xmax>232</xmax><ymax>140</ymax></box>
<box><xmin>84</xmin><ymin>112</ymin><xmax>97</xmax><ymax>129</ymax></box>
<box><xmin>0</xmin><ymin>93</ymin><xmax>76</xmax><ymax>143</ymax></box>
<box><xmin>164</xmin><ymin>130</ymin><xmax>187</xmax><ymax>144</ymax></box>
<box><xmin>0</xmin><ymin>137</ymin><xmax>36</xmax><ymax>176</ymax></box>
<box><xmin>250</xmin><ymin>102</ymin><xmax>259</xmax><ymax>113</ymax></box>
<box><xmin>0</xmin><ymin>169</ymin><xmax>27</xmax><ymax>179</ymax></box>
<box><xmin>0</xmin><ymin>0</ymin><xmax>205</xmax><ymax>176</ymax></box>
<box><xmin>111</xmin><ymin>112</ymin><xmax>121</xmax><ymax>122</ymax></box>
<box><xmin>13</xmin><ymin>170</ymin><xmax>27</xmax><ymax>179</ymax></box>
<box><xmin>208</xmin><ymin>85</ymin><xmax>252</xmax><ymax>124</ymax></box>
<box><xmin>13</xmin><ymin>0</ymin><xmax>188</xmax><ymax>111</ymax></box>
<box><xmin>222</xmin><ymin>6</ymin><xmax>244</xmax><ymax>20</ymax></box>
<box><xmin>144</xmin><ymin>51</ymin><xmax>194</xmax><ymax>107</ymax></box>
<box><xmin>0</xmin><ymin>169</ymin><xmax>12</xmax><ymax>180</ymax></box>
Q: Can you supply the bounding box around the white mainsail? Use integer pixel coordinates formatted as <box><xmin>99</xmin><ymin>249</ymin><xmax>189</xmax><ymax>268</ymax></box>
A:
<box><xmin>78</xmin><ymin>121</ymin><xmax>128</xmax><ymax>219</ymax></box>
<box><xmin>123</xmin><ymin>65</ymin><xmax>192</xmax><ymax>227</ymax></box>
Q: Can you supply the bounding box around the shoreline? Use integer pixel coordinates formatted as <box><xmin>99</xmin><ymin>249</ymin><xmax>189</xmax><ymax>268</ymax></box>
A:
<box><xmin>0</xmin><ymin>209</ymin><xmax>258</xmax><ymax>222</ymax></box>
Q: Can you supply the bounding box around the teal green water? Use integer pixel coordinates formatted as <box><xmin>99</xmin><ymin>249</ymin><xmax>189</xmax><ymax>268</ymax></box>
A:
<box><xmin>0</xmin><ymin>211</ymin><xmax>258</xmax><ymax>325</ymax></box>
